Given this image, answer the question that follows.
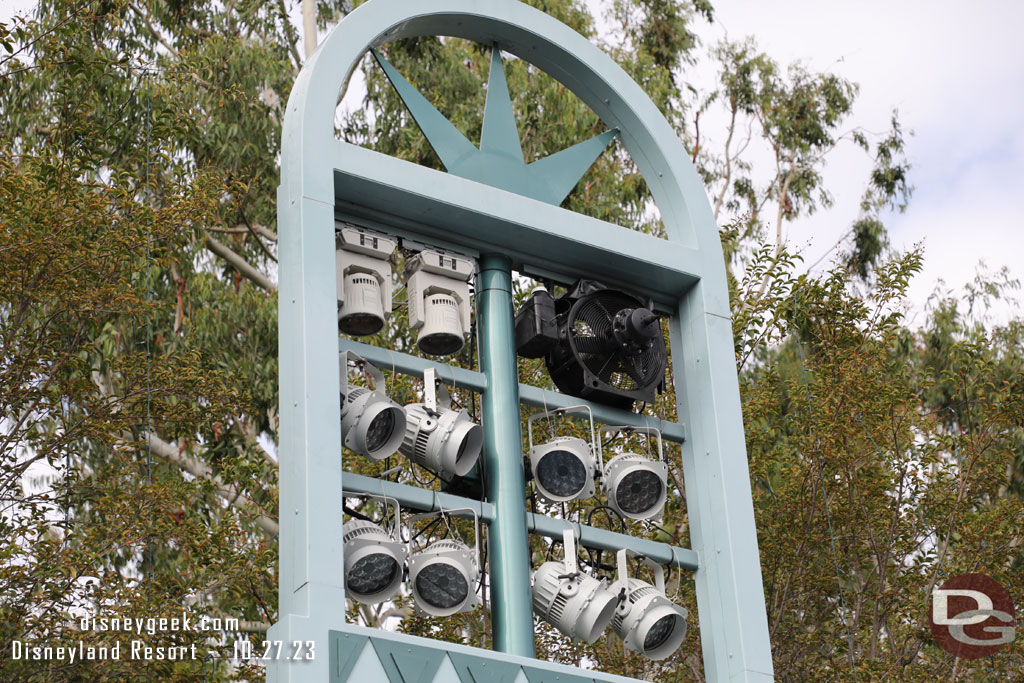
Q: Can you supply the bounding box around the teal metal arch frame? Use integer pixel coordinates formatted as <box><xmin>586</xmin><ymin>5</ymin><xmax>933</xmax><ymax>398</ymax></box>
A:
<box><xmin>272</xmin><ymin>0</ymin><xmax>774</xmax><ymax>680</ymax></box>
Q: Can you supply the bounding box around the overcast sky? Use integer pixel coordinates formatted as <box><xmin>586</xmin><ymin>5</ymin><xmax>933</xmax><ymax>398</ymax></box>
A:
<box><xmin>5</xmin><ymin>0</ymin><xmax>1021</xmax><ymax>324</ymax></box>
<box><xmin>683</xmin><ymin>0</ymin><xmax>1024</xmax><ymax>324</ymax></box>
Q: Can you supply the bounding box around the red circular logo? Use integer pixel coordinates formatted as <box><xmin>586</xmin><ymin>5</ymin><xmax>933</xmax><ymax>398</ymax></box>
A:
<box><xmin>930</xmin><ymin>573</ymin><xmax>1016</xmax><ymax>659</ymax></box>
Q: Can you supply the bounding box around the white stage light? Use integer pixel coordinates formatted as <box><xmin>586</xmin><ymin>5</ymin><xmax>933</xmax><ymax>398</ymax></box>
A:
<box><xmin>404</xmin><ymin>248</ymin><xmax>474</xmax><ymax>356</ymax></box>
<box><xmin>400</xmin><ymin>370</ymin><xmax>481</xmax><ymax>478</ymax></box>
<box><xmin>336</xmin><ymin>224</ymin><xmax>397</xmax><ymax>336</ymax></box>
<box><xmin>343</xmin><ymin>519</ymin><xmax>406</xmax><ymax>605</ymax></box>
<box><xmin>527</xmin><ymin>406</ymin><xmax>598</xmax><ymax>504</ymax></box>
<box><xmin>531</xmin><ymin>530</ymin><xmax>618</xmax><ymax>643</ymax></box>
<box><xmin>610</xmin><ymin>549</ymin><xmax>687</xmax><ymax>660</ymax></box>
<box><xmin>407</xmin><ymin>510</ymin><xmax>480</xmax><ymax>616</ymax></box>
<box><xmin>599</xmin><ymin>426</ymin><xmax>669</xmax><ymax>521</ymax></box>
<box><xmin>340</xmin><ymin>351</ymin><xmax>406</xmax><ymax>461</ymax></box>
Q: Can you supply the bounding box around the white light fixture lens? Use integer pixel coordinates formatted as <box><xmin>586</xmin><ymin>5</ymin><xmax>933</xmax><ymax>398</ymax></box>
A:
<box><xmin>536</xmin><ymin>450</ymin><xmax>588</xmax><ymax>497</ymax></box>
<box><xmin>603</xmin><ymin>453</ymin><xmax>668</xmax><ymax>520</ymax></box>
<box><xmin>409</xmin><ymin>539</ymin><xmax>478</xmax><ymax>616</ymax></box>
<box><xmin>530</xmin><ymin>437</ymin><xmax>595</xmax><ymax>504</ymax></box>
<box><xmin>341</xmin><ymin>387</ymin><xmax>407</xmax><ymax>461</ymax></box>
<box><xmin>343</xmin><ymin>520</ymin><xmax>406</xmax><ymax>604</ymax></box>
<box><xmin>415</xmin><ymin>563</ymin><xmax>468</xmax><ymax>609</ymax></box>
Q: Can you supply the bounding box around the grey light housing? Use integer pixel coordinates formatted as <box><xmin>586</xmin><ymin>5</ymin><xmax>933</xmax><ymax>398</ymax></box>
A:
<box><xmin>609</xmin><ymin>549</ymin><xmax>687</xmax><ymax>660</ymax></box>
<box><xmin>404</xmin><ymin>248</ymin><xmax>474</xmax><ymax>356</ymax></box>
<box><xmin>531</xmin><ymin>530</ymin><xmax>618</xmax><ymax>643</ymax></box>
<box><xmin>526</xmin><ymin>406</ymin><xmax>598</xmax><ymax>504</ymax></box>
<box><xmin>340</xmin><ymin>351</ymin><xmax>407</xmax><ymax>461</ymax></box>
<box><xmin>342</xmin><ymin>519</ymin><xmax>406</xmax><ymax>605</ymax></box>
<box><xmin>599</xmin><ymin>426</ymin><xmax>669</xmax><ymax>521</ymax></box>
<box><xmin>336</xmin><ymin>224</ymin><xmax>397</xmax><ymax>336</ymax></box>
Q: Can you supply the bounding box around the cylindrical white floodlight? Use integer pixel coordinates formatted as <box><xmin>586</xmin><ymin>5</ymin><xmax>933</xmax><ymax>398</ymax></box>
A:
<box><xmin>336</xmin><ymin>224</ymin><xmax>397</xmax><ymax>337</ymax></box>
<box><xmin>610</xmin><ymin>549</ymin><xmax>688</xmax><ymax>660</ymax></box>
<box><xmin>401</xmin><ymin>403</ymin><xmax>482</xmax><ymax>477</ymax></box>
<box><xmin>418</xmin><ymin>293</ymin><xmax>464</xmax><ymax>355</ymax></box>
<box><xmin>610</xmin><ymin>577</ymin><xmax>687</xmax><ymax>659</ymax></box>
<box><xmin>404</xmin><ymin>248</ymin><xmax>474</xmax><ymax>357</ymax></box>
<box><xmin>526</xmin><ymin>406</ymin><xmax>598</xmax><ymax>504</ymax></box>
<box><xmin>409</xmin><ymin>539</ymin><xmax>479</xmax><ymax>616</ymax></box>
<box><xmin>599</xmin><ymin>426</ymin><xmax>669</xmax><ymax>520</ymax></box>
<box><xmin>340</xmin><ymin>273</ymin><xmax>386</xmax><ymax>335</ymax></box>
<box><xmin>342</xmin><ymin>519</ymin><xmax>406</xmax><ymax>604</ymax></box>
<box><xmin>340</xmin><ymin>352</ymin><xmax>407</xmax><ymax>461</ymax></box>
<box><xmin>531</xmin><ymin>530</ymin><xmax>618</xmax><ymax>643</ymax></box>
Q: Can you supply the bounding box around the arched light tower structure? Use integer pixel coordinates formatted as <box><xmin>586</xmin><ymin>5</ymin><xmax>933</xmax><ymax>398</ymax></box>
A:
<box><xmin>271</xmin><ymin>1</ymin><xmax>774</xmax><ymax>680</ymax></box>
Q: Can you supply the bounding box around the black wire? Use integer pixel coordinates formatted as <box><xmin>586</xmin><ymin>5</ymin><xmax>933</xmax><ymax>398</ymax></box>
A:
<box><xmin>342</xmin><ymin>505</ymin><xmax>374</xmax><ymax>523</ymax></box>
<box><xmin>409</xmin><ymin>516</ymin><xmax>443</xmax><ymax>544</ymax></box>
<box><xmin>587</xmin><ymin>505</ymin><xmax>627</xmax><ymax>534</ymax></box>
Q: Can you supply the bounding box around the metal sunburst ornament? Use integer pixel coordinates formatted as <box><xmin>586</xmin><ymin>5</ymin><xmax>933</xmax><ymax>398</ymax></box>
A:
<box><xmin>372</xmin><ymin>47</ymin><xmax>617</xmax><ymax>205</ymax></box>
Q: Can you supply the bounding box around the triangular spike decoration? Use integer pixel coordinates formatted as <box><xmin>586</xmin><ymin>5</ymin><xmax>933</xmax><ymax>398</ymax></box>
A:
<box><xmin>527</xmin><ymin>129</ymin><xmax>618</xmax><ymax>206</ymax></box>
<box><xmin>521</xmin><ymin>666</ymin><xmax>595</xmax><ymax>683</ymax></box>
<box><xmin>369</xmin><ymin>637</ymin><xmax>448</xmax><ymax>683</ymax></box>
<box><xmin>329</xmin><ymin>632</ymin><xmax>370</xmax><ymax>681</ymax></box>
<box><xmin>447</xmin><ymin>651</ymin><xmax>523</xmax><ymax>683</ymax></box>
<box><xmin>373</xmin><ymin>47</ymin><xmax>617</xmax><ymax>206</ymax></box>
<box><xmin>371</xmin><ymin>49</ymin><xmax>478</xmax><ymax>171</ymax></box>
<box><xmin>481</xmin><ymin>48</ymin><xmax>525</xmax><ymax>163</ymax></box>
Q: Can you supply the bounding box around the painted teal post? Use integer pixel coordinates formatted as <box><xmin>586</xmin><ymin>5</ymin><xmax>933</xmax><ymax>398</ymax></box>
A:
<box><xmin>476</xmin><ymin>254</ymin><xmax>536</xmax><ymax>657</ymax></box>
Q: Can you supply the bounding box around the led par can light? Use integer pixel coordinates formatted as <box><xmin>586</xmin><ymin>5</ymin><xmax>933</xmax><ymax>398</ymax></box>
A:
<box><xmin>602</xmin><ymin>453</ymin><xmax>668</xmax><ymax>521</ymax></box>
<box><xmin>408</xmin><ymin>539</ymin><xmax>479</xmax><ymax>616</ymax></box>
<box><xmin>526</xmin><ymin>405</ymin><xmax>599</xmax><ymax>504</ymax></box>
<box><xmin>342</xmin><ymin>520</ymin><xmax>406</xmax><ymax>604</ymax></box>
<box><xmin>400</xmin><ymin>403</ymin><xmax>482</xmax><ymax>477</ymax></box>
<box><xmin>340</xmin><ymin>352</ymin><xmax>407</xmax><ymax>461</ymax></box>
<box><xmin>610</xmin><ymin>549</ymin><xmax>688</xmax><ymax>660</ymax></box>
<box><xmin>529</xmin><ymin>437</ymin><xmax>596</xmax><ymax>503</ymax></box>
<box><xmin>599</xmin><ymin>426</ymin><xmax>669</xmax><ymax>520</ymax></box>
<box><xmin>531</xmin><ymin>530</ymin><xmax>618</xmax><ymax>643</ymax></box>
<box><xmin>610</xmin><ymin>577</ymin><xmax>687</xmax><ymax>660</ymax></box>
<box><xmin>336</xmin><ymin>224</ymin><xmax>397</xmax><ymax>337</ymax></box>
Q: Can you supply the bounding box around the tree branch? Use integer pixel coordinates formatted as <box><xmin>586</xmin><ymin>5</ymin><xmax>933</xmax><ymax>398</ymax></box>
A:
<box><xmin>146</xmin><ymin>431</ymin><xmax>279</xmax><ymax>538</ymax></box>
<box><xmin>205</xmin><ymin>234</ymin><xmax>276</xmax><ymax>293</ymax></box>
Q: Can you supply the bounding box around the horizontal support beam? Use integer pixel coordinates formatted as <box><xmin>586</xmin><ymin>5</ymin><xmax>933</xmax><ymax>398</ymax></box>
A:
<box><xmin>517</xmin><ymin>384</ymin><xmax>685</xmax><ymax>444</ymax></box>
<box><xmin>527</xmin><ymin>512</ymin><xmax>698</xmax><ymax>571</ymax></box>
<box><xmin>339</xmin><ymin>339</ymin><xmax>685</xmax><ymax>443</ymax></box>
<box><xmin>342</xmin><ymin>473</ymin><xmax>697</xmax><ymax>571</ymax></box>
<box><xmin>339</xmin><ymin>338</ymin><xmax>487</xmax><ymax>392</ymax></box>
<box><xmin>343</xmin><ymin>472</ymin><xmax>495</xmax><ymax>521</ymax></box>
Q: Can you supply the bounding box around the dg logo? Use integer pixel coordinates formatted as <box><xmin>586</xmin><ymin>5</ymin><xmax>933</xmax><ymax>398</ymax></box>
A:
<box><xmin>930</xmin><ymin>573</ymin><xmax>1016</xmax><ymax>659</ymax></box>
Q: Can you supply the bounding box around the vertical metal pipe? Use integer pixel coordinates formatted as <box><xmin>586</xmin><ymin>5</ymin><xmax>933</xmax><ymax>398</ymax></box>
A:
<box><xmin>476</xmin><ymin>254</ymin><xmax>535</xmax><ymax>657</ymax></box>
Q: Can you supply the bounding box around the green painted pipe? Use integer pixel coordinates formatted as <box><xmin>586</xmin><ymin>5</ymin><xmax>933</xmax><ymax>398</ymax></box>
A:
<box><xmin>476</xmin><ymin>254</ymin><xmax>536</xmax><ymax>657</ymax></box>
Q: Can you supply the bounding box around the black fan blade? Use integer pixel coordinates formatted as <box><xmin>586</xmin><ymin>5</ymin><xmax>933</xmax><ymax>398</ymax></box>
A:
<box><xmin>594</xmin><ymin>353</ymin><xmax>619</xmax><ymax>383</ymax></box>
<box><xmin>573</xmin><ymin>335</ymin><xmax>609</xmax><ymax>355</ymax></box>
<box><xmin>625</xmin><ymin>354</ymin><xmax>647</xmax><ymax>385</ymax></box>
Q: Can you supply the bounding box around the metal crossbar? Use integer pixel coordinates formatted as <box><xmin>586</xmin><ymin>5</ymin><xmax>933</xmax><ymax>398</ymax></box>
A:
<box><xmin>338</xmin><ymin>338</ymin><xmax>686</xmax><ymax>443</ymax></box>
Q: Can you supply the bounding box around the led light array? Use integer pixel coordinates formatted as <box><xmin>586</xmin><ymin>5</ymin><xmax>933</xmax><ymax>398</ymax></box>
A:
<box><xmin>526</xmin><ymin>409</ymin><xmax>669</xmax><ymax>522</ymax></box>
<box><xmin>531</xmin><ymin>532</ymin><xmax>687</xmax><ymax>661</ymax></box>
<box><xmin>336</xmin><ymin>223</ymin><xmax>473</xmax><ymax>357</ymax></box>
<box><xmin>342</xmin><ymin>509</ymin><xmax>480</xmax><ymax>617</ymax></box>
